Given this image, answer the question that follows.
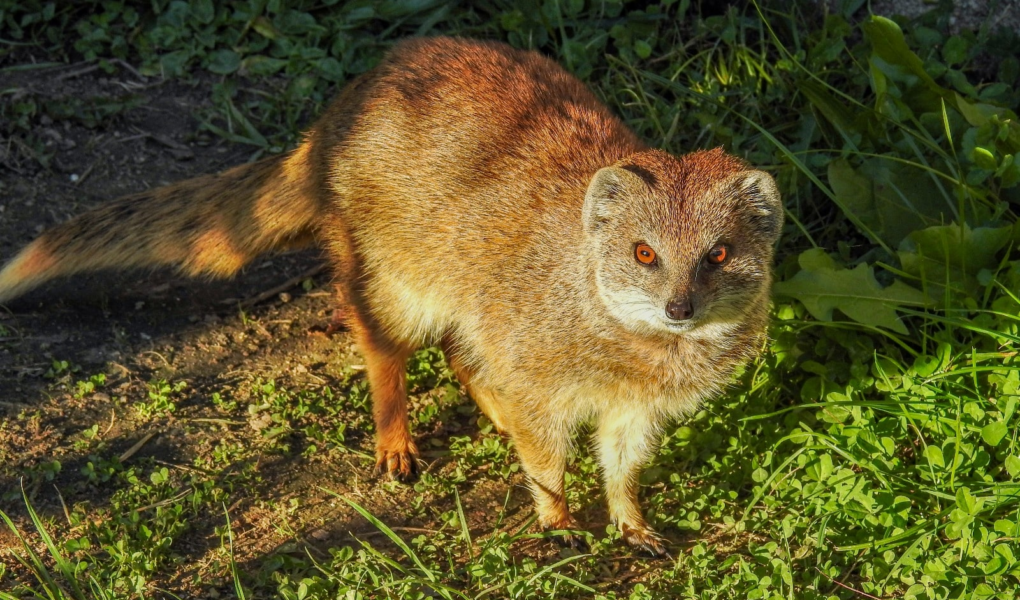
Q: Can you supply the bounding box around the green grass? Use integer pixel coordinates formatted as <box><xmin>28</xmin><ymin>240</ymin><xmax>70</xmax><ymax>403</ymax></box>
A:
<box><xmin>2</xmin><ymin>0</ymin><xmax>1020</xmax><ymax>598</ymax></box>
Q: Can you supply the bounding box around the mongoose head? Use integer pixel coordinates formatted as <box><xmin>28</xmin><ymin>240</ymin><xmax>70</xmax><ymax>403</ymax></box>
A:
<box><xmin>582</xmin><ymin>148</ymin><xmax>783</xmax><ymax>338</ymax></box>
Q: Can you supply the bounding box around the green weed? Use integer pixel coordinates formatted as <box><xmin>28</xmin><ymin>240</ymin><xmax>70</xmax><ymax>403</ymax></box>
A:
<box><xmin>135</xmin><ymin>379</ymin><xmax>186</xmax><ymax>419</ymax></box>
<box><xmin>74</xmin><ymin>373</ymin><xmax>106</xmax><ymax>399</ymax></box>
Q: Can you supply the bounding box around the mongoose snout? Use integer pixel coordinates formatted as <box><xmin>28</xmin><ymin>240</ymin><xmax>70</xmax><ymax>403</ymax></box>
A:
<box><xmin>665</xmin><ymin>297</ymin><xmax>694</xmax><ymax>321</ymax></box>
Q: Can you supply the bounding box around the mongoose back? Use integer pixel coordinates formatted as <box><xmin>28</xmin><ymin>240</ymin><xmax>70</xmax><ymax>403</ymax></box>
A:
<box><xmin>0</xmin><ymin>37</ymin><xmax>782</xmax><ymax>555</ymax></box>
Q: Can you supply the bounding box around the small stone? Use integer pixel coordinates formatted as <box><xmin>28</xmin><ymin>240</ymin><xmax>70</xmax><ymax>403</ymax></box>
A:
<box><xmin>249</xmin><ymin>412</ymin><xmax>272</xmax><ymax>432</ymax></box>
<box><xmin>309</xmin><ymin>528</ymin><xmax>329</xmax><ymax>540</ymax></box>
<box><xmin>170</xmin><ymin>147</ymin><xmax>194</xmax><ymax>161</ymax></box>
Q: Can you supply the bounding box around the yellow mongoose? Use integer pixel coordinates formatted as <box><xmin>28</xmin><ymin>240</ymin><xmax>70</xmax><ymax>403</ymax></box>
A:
<box><xmin>0</xmin><ymin>37</ymin><xmax>782</xmax><ymax>555</ymax></box>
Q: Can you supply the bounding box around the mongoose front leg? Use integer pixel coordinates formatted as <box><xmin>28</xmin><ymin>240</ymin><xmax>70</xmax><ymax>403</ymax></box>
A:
<box><xmin>354</xmin><ymin>329</ymin><xmax>419</xmax><ymax>482</ymax></box>
<box><xmin>327</xmin><ymin>220</ymin><xmax>420</xmax><ymax>482</ymax></box>
<box><xmin>510</xmin><ymin>421</ymin><xmax>586</xmax><ymax>549</ymax></box>
<box><xmin>595</xmin><ymin>408</ymin><xmax>669</xmax><ymax>557</ymax></box>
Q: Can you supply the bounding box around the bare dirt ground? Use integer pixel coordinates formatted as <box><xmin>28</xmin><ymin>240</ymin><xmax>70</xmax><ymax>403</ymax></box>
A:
<box><xmin>872</xmin><ymin>0</ymin><xmax>1020</xmax><ymax>33</ymax></box>
<box><xmin>0</xmin><ymin>62</ymin><xmax>640</xmax><ymax>595</ymax></box>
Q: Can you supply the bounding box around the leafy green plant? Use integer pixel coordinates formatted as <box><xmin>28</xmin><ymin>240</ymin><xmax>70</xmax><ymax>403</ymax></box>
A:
<box><xmin>242</xmin><ymin>379</ymin><xmax>360</xmax><ymax>456</ymax></box>
<box><xmin>75</xmin><ymin>373</ymin><xmax>106</xmax><ymax>399</ymax></box>
<box><xmin>774</xmin><ymin>248</ymin><xmax>930</xmax><ymax>333</ymax></box>
<box><xmin>136</xmin><ymin>379</ymin><xmax>186</xmax><ymax>419</ymax></box>
<box><xmin>307</xmin><ymin>491</ymin><xmax>597</xmax><ymax>600</ymax></box>
<box><xmin>43</xmin><ymin>359</ymin><xmax>75</xmax><ymax>379</ymax></box>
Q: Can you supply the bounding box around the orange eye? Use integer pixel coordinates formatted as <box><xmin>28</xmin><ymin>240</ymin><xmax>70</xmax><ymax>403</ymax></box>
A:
<box><xmin>707</xmin><ymin>244</ymin><xmax>729</xmax><ymax>265</ymax></box>
<box><xmin>635</xmin><ymin>243</ymin><xmax>657</xmax><ymax>265</ymax></box>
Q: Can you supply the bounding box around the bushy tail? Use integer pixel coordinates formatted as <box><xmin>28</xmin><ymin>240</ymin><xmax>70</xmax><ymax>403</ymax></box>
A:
<box><xmin>0</xmin><ymin>143</ymin><xmax>323</xmax><ymax>304</ymax></box>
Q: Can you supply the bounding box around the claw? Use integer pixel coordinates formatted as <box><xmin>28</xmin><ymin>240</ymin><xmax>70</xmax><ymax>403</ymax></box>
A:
<box><xmin>541</xmin><ymin>516</ymin><xmax>591</xmax><ymax>552</ymax></box>
<box><xmin>374</xmin><ymin>446</ymin><xmax>420</xmax><ymax>483</ymax></box>
<box><xmin>638</xmin><ymin>541</ymin><xmax>672</xmax><ymax>559</ymax></box>
<box><xmin>621</xmin><ymin>525</ymin><xmax>670</xmax><ymax>558</ymax></box>
<box><xmin>554</xmin><ymin>530</ymin><xmax>591</xmax><ymax>553</ymax></box>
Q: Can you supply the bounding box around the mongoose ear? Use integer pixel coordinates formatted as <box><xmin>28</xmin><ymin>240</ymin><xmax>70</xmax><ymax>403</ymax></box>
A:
<box><xmin>729</xmin><ymin>170</ymin><xmax>784</xmax><ymax>241</ymax></box>
<box><xmin>582</xmin><ymin>167</ymin><xmax>648</xmax><ymax>233</ymax></box>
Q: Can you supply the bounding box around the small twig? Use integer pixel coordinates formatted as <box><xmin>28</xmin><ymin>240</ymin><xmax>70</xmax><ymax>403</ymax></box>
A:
<box><xmin>129</xmin><ymin>126</ymin><xmax>189</xmax><ymax>151</ymax></box>
<box><xmin>814</xmin><ymin>567</ymin><xmax>884</xmax><ymax>600</ymax></box>
<box><xmin>140</xmin><ymin>350</ymin><xmax>172</xmax><ymax>368</ymax></box>
<box><xmin>115</xmin><ymin>79</ymin><xmax>165</xmax><ymax>92</ymax></box>
<box><xmin>302</xmin><ymin>371</ymin><xmax>327</xmax><ymax>385</ymax></box>
<box><xmin>113</xmin><ymin>133</ymin><xmax>150</xmax><ymax>144</ymax></box>
<box><xmin>295</xmin><ymin>537</ymin><xmax>330</xmax><ymax>558</ymax></box>
<box><xmin>613</xmin><ymin>569</ymin><xmax>645</xmax><ymax>584</ymax></box>
<box><xmin>108</xmin><ymin>362</ymin><xmax>132</xmax><ymax>378</ymax></box>
<box><xmin>334</xmin><ymin>445</ymin><xmax>373</xmax><ymax>460</ymax></box>
<box><xmin>51</xmin><ymin>58</ymin><xmax>145</xmax><ymax>83</ymax></box>
<box><xmin>10</xmin><ymin>135</ymin><xmax>43</xmax><ymax>164</ymax></box>
<box><xmin>227</xmin><ymin>497</ymin><xmax>245</xmax><ymax>514</ymax></box>
<box><xmin>103</xmin><ymin>409</ymin><xmax>116</xmax><ymax>437</ymax></box>
<box><xmin>119</xmin><ymin>432</ymin><xmax>156</xmax><ymax>462</ymax></box>
<box><xmin>73</xmin><ymin>162</ymin><xmax>96</xmax><ymax>186</ymax></box>
<box><xmin>134</xmin><ymin>486</ymin><xmax>193</xmax><ymax>513</ymax></box>
<box><xmin>152</xmin><ymin>458</ymin><xmax>214</xmax><ymax>475</ymax></box>
<box><xmin>54</xmin><ymin>63</ymin><xmax>101</xmax><ymax>82</ymax></box>
<box><xmin>360</xmin><ymin>526</ymin><xmax>439</xmax><ymax>538</ymax></box>
<box><xmin>111</xmin><ymin>58</ymin><xmax>145</xmax><ymax>81</ymax></box>
<box><xmin>250</xmin><ymin>320</ymin><xmax>272</xmax><ymax>338</ymax></box>
<box><xmin>53</xmin><ymin>485</ymin><xmax>73</xmax><ymax>525</ymax></box>
<box><xmin>187</xmin><ymin>417</ymin><xmax>245</xmax><ymax>425</ymax></box>
<box><xmin>33</xmin><ymin>60</ymin><xmax>91</xmax><ymax>73</ymax></box>
<box><xmin>240</xmin><ymin>264</ymin><xmax>327</xmax><ymax>308</ymax></box>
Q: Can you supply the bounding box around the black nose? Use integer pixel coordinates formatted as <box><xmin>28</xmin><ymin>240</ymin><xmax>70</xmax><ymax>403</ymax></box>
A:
<box><xmin>665</xmin><ymin>298</ymin><xmax>694</xmax><ymax>321</ymax></box>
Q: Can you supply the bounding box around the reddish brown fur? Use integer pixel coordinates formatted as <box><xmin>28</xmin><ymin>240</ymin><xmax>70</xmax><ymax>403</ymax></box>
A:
<box><xmin>12</xmin><ymin>243</ymin><xmax>57</xmax><ymax>279</ymax></box>
<box><xmin>0</xmin><ymin>147</ymin><xmax>323</xmax><ymax>303</ymax></box>
<box><xmin>0</xmin><ymin>38</ymin><xmax>783</xmax><ymax>555</ymax></box>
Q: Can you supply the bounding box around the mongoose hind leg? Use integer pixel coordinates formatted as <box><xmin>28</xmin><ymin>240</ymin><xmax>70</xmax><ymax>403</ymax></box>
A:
<box><xmin>594</xmin><ymin>407</ymin><xmax>670</xmax><ymax>557</ymax></box>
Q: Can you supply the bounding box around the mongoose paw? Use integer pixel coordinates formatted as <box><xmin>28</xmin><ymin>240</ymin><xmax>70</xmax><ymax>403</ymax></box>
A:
<box><xmin>323</xmin><ymin>308</ymin><xmax>347</xmax><ymax>335</ymax></box>
<box><xmin>553</xmin><ymin>530</ymin><xmax>591</xmax><ymax>553</ymax></box>
<box><xmin>542</xmin><ymin>517</ymin><xmax>591</xmax><ymax>552</ymax></box>
<box><xmin>309</xmin><ymin>308</ymin><xmax>348</xmax><ymax>337</ymax></box>
<box><xmin>374</xmin><ymin>447</ymin><xmax>420</xmax><ymax>483</ymax></box>
<box><xmin>621</xmin><ymin>525</ymin><xmax>671</xmax><ymax>558</ymax></box>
